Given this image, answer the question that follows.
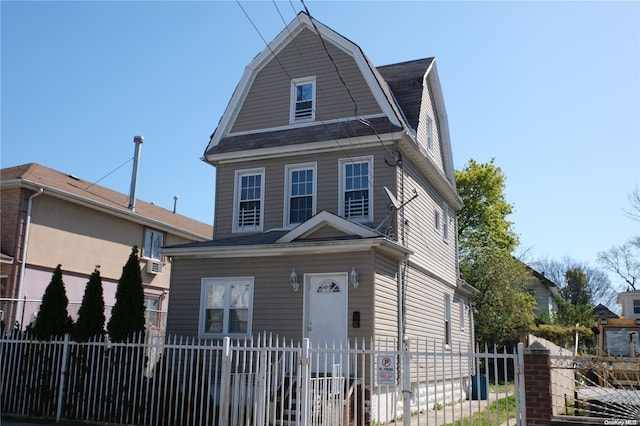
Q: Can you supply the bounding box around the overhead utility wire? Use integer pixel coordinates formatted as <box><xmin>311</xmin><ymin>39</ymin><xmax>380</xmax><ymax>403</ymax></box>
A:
<box><xmin>299</xmin><ymin>0</ymin><xmax>401</xmax><ymax>166</ymax></box>
<box><xmin>273</xmin><ymin>1</ymin><xmax>377</xmax><ymax>166</ymax></box>
<box><xmin>271</xmin><ymin>2</ymin><xmax>379</xmax><ymax>191</ymax></box>
<box><xmin>85</xmin><ymin>157</ymin><xmax>133</xmax><ymax>190</ymax></box>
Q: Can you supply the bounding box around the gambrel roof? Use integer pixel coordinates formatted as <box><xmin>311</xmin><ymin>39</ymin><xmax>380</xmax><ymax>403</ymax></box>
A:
<box><xmin>202</xmin><ymin>12</ymin><xmax>460</xmax><ymax>208</ymax></box>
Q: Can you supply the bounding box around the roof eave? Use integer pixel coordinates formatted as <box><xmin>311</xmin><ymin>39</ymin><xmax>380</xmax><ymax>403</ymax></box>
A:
<box><xmin>162</xmin><ymin>237</ymin><xmax>412</xmax><ymax>259</ymax></box>
<box><xmin>1</xmin><ymin>179</ymin><xmax>211</xmax><ymax>241</ymax></box>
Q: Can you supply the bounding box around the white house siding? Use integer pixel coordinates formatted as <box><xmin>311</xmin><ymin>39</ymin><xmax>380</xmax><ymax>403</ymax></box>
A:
<box><xmin>399</xmin><ymin>158</ymin><xmax>458</xmax><ymax>286</ymax></box>
<box><xmin>166</xmin><ymin>251</ymin><xmax>375</xmax><ymax>340</ymax></box>
<box><xmin>231</xmin><ymin>28</ymin><xmax>381</xmax><ymax>133</ymax></box>
<box><xmin>213</xmin><ymin>145</ymin><xmax>396</xmax><ymax>239</ymax></box>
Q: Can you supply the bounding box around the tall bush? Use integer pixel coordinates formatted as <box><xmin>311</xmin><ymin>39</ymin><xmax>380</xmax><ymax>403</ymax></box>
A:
<box><xmin>32</xmin><ymin>264</ymin><xmax>73</xmax><ymax>340</ymax></box>
<box><xmin>107</xmin><ymin>246</ymin><xmax>146</xmax><ymax>342</ymax></box>
<box><xmin>73</xmin><ymin>267</ymin><xmax>106</xmax><ymax>342</ymax></box>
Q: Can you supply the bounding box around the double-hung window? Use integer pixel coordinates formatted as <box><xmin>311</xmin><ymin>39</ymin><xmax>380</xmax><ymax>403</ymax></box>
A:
<box><xmin>634</xmin><ymin>299</ymin><xmax>640</xmax><ymax>315</ymax></box>
<box><xmin>144</xmin><ymin>229</ymin><xmax>163</xmax><ymax>260</ymax></box>
<box><xmin>200</xmin><ymin>277</ymin><xmax>253</xmax><ymax>337</ymax></box>
<box><xmin>339</xmin><ymin>156</ymin><xmax>373</xmax><ymax>222</ymax></box>
<box><xmin>290</xmin><ymin>76</ymin><xmax>315</xmax><ymax>122</ymax></box>
<box><xmin>234</xmin><ymin>168</ymin><xmax>265</xmax><ymax>232</ymax></box>
<box><xmin>285</xmin><ymin>163</ymin><xmax>316</xmax><ymax>226</ymax></box>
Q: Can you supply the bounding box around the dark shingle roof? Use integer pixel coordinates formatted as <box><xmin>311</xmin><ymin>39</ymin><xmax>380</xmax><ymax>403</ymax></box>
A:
<box><xmin>593</xmin><ymin>304</ymin><xmax>620</xmax><ymax>319</ymax></box>
<box><xmin>205</xmin><ymin>117</ymin><xmax>400</xmax><ymax>156</ymax></box>
<box><xmin>377</xmin><ymin>58</ymin><xmax>435</xmax><ymax>131</ymax></box>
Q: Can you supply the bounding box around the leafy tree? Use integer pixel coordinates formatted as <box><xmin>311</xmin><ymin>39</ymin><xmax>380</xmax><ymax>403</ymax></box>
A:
<box><xmin>461</xmin><ymin>247</ymin><xmax>536</xmax><ymax>346</ymax></box>
<box><xmin>562</xmin><ymin>268</ymin><xmax>591</xmax><ymax>306</ymax></box>
<box><xmin>456</xmin><ymin>159</ymin><xmax>536</xmax><ymax>346</ymax></box>
<box><xmin>107</xmin><ymin>247</ymin><xmax>146</xmax><ymax>342</ymax></box>
<box><xmin>597</xmin><ymin>236</ymin><xmax>639</xmax><ymax>291</ymax></box>
<box><xmin>456</xmin><ymin>159</ymin><xmax>519</xmax><ymax>255</ymax></box>
<box><xmin>32</xmin><ymin>265</ymin><xmax>73</xmax><ymax>340</ymax></box>
<box><xmin>73</xmin><ymin>267</ymin><xmax>106</xmax><ymax>342</ymax></box>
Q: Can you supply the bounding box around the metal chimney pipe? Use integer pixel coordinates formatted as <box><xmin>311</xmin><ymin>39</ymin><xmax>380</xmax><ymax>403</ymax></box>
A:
<box><xmin>128</xmin><ymin>136</ymin><xmax>144</xmax><ymax>211</ymax></box>
<box><xmin>173</xmin><ymin>195</ymin><xmax>178</xmax><ymax>214</ymax></box>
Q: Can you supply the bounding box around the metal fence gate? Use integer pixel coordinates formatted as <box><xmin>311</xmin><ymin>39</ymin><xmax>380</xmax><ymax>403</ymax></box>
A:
<box><xmin>1</xmin><ymin>332</ymin><xmax>524</xmax><ymax>425</ymax></box>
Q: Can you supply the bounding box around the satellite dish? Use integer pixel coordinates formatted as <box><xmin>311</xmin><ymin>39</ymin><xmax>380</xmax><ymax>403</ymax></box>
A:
<box><xmin>384</xmin><ymin>186</ymin><xmax>401</xmax><ymax>210</ymax></box>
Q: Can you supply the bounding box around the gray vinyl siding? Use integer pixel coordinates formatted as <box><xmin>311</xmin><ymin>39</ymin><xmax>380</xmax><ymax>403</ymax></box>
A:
<box><xmin>398</xmin><ymin>158</ymin><xmax>457</xmax><ymax>286</ymax></box>
<box><xmin>372</xmin><ymin>252</ymin><xmax>399</xmax><ymax>339</ymax></box>
<box><xmin>214</xmin><ymin>145</ymin><xmax>396</xmax><ymax>239</ymax></box>
<box><xmin>416</xmin><ymin>78</ymin><xmax>445</xmax><ymax>173</ymax></box>
<box><xmin>403</xmin><ymin>271</ymin><xmax>471</xmax><ymax>348</ymax></box>
<box><xmin>232</xmin><ymin>28</ymin><xmax>382</xmax><ymax>133</ymax></box>
<box><xmin>166</xmin><ymin>251</ymin><xmax>374</xmax><ymax>340</ymax></box>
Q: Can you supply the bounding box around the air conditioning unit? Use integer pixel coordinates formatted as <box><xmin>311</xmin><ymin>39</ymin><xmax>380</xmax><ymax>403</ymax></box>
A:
<box><xmin>147</xmin><ymin>261</ymin><xmax>163</xmax><ymax>274</ymax></box>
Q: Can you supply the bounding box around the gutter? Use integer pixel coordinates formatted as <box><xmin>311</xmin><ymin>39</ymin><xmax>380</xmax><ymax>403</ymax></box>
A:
<box><xmin>17</xmin><ymin>187</ymin><xmax>44</xmax><ymax>304</ymax></box>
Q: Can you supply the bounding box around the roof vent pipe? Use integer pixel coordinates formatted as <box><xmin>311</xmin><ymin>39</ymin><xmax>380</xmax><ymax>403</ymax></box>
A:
<box><xmin>173</xmin><ymin>195</ymin><xmax>178</xmax><ymax>214</ymax></box>
<box><xmin>128</xmin><ymin>135</ymin><xmax>144</xmax><ymax>211</ymax></box>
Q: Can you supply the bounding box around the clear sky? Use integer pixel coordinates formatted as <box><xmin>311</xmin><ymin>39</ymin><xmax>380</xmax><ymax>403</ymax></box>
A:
<box><xmin>2</xmin><ymin>1</ymin><xmax>639</xmax><ymax>289</ymax></box>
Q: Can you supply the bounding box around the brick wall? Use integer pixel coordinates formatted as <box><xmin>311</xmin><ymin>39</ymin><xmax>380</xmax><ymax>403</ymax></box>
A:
<box><xmin>524</xmin><ymin>341</ymin><xmax>552</xmax><ymax>426</ymax></box>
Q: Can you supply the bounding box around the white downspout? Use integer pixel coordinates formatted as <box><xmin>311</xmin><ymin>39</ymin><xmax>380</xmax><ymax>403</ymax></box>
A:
<box><xmin>17</xmin><ymin>188</ymin><xmax>44</xmax><ymax>309</ymax></box>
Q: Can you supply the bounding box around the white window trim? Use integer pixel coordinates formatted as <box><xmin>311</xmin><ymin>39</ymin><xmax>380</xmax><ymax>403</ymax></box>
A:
<box><xmin>633</xmin><ymin>299</ymin><xmax>640</xmax><ymax>314</ymax></box>
<box><xmin>443</xmin><ymin>203</ymin><xmax>449</xmax><ymax>242</ymax></box>
<box><xmin>290</xmin><ymin>76</ymin><xmax>316</xmax><ymax>123</ymax></box>
<box><xmin>199</xmin><ymin>277</ymin><xmax>254</xmax><ymax>338</ymax></box>
<box><xmin>233</xmin><ymin>168</ymin><xmax>265</xmax><ymax>233</ymax></box>
<box><xmin>427</xmin><ymin>116</ymin><xmax>434</xmax><ymax>152</ymax></box>
<box><xmin>284</xmin><ymin>162</ymin><xmax>317</xmax><ymax>228</ymax></box>
<box><xmin>339</xmin><ymin>156</ymin><xmax>374</xmax><ymax>223</ymax></box>
<box><xmin>444</xmin><ymin>294</ymin><xmax>452</xmax><ymax>349</ymax></box>
<box><xmin>143</xmin><ymin>228</ymin><xmax>164</xmax><ymax>261</ymax></box>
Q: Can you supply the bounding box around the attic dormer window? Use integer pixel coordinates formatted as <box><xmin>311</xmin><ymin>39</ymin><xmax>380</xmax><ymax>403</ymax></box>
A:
<box><xmin>290</xmin><ymin>76</ymin><xmax>315</xmax><ymax>123</ymax></box>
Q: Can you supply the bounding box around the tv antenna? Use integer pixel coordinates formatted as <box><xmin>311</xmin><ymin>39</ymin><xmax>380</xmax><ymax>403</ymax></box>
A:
<box><xmin>375</xmin><ymin>186</ymin><xmax>419</xmax><ymax>236</ymax></box>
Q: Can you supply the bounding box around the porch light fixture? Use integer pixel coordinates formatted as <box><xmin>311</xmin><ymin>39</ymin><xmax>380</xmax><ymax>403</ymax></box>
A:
<box><xmin>350</xmin><ymin>267</ymin><xmax>359</xmax><ymax>288</ymax></box>
<box><xmin>290</xmin><ymin>269</ymin><xmax>299</xmax><ymax>292</ymax></box>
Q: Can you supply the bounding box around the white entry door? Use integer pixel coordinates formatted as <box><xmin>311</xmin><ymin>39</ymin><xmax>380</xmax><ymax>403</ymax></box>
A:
<box><xmin>305</xmin><ymin>273</ymin><xmax>348</xmax><ymax>373</ymax></box>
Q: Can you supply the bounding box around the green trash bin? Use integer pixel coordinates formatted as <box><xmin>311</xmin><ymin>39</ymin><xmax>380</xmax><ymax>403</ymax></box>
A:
<box><xmin>470</xmin><ymin>375</ymin><xmax>488</xmax><ymax>400</ymax></box>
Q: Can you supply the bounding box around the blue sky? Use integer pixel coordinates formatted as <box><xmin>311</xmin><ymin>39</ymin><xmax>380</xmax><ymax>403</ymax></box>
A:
<box><xmin>2</xmin><ymin>1</ymin><xmax>639</xmax><ymax>289</ymax></box>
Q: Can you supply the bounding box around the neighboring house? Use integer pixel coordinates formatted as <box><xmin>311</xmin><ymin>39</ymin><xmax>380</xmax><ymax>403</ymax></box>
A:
<box><xmin>617</xmin><ymin>289</ymin><xmax>640</xmax><ymax>320</ymax></box>
<box><xmin>164</xmin><ymin>11</ymin><xmax>475</xmax><ymax>355</ymax></box>
<box><xmin>0</xmin><ymin>162</ymin><xmax>213</xmax><ymax>330</ymax></box>
<box><xmin>524</xmin><ymin>264</ymin><xmax>561</xmax><ymax>321</ymax></box>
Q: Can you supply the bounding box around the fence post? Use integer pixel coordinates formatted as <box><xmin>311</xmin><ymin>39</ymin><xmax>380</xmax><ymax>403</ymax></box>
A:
<box><xmin>218</xmin><ymin>337</ymin><xmax>231</xmax><ymax>426</ymax></box>
<box><xmin>402</xmin><ymin>337</ymin><xmax>411</xmax><ymax>426</ymax></box>
<box><xmin>516</xmin><ymin>342</ymin><xmax>526</xmax><ymax>426</ymax></box>
<box><xmin>523</xmin><ymin>341</ymin><xmax>551</xmax><ymax>426</ymax></box>
<box><xmin>56</xmin><ymin>334</ymin><xmax>71</xmax><ymax>422</ymax></box>
<box><xmin>299</xmin><ymin>338</ymin><xmax>311</xmax><ymax>426</ymax></box>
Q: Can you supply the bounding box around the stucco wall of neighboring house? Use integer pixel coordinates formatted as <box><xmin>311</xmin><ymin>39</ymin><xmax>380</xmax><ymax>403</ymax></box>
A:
<box><xmin>213</xmin><ymin>145</ymin><xmax>395</xmax><ymax>239</ymax></box>
<box><xmin>231</xmin><ymin>28</ymin><xmax>381</xmax><ymax>133</ymax></box>
<box><xmin>166</xmin><ymin>250</ymin><xmax>374</xmax><ymax>340</ymax></box>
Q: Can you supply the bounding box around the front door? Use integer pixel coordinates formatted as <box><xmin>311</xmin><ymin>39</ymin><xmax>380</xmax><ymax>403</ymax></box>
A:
<box><xmin>305</xmin><ymin>273</ymin><xmax>348</xmax><ymax>373</ymax></box>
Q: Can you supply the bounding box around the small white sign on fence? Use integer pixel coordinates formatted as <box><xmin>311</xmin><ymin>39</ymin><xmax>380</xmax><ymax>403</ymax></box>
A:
<box><xmin>377</xmin><ymin>354</ymin><xmax>396</xmax><ymax>385</ymax></box>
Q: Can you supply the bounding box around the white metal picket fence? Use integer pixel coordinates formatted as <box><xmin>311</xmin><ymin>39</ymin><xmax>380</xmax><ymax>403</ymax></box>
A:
<box><xmin>1</xmin><ymin>332</ymin><xmax>524</xmax><ymax>425</ymax></box>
